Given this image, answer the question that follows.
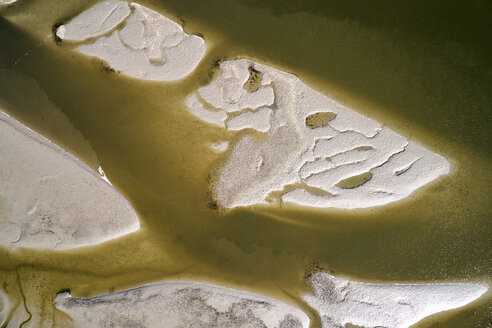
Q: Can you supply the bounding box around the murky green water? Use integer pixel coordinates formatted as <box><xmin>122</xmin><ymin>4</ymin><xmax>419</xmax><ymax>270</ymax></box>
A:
<box><xmin>0</xmin><ymin>0</ymin><xmax>491</xmax><ymax>327</ymax></box>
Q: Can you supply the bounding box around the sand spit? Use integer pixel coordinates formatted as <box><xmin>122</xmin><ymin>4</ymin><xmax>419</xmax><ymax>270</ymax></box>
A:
<box><xmin>55</xmin><ymin>281</ymin><xmax>310</xmax><ymax>328</ymax></box>
<box><xmin>209</xmin><ymin>141</ymin><xmax>230</xmax><ymax>152</ymax></box>
<box><xmin>186</xmin><ymin>59</ymin><xmax>450</xmax><ymax>209</ymax></box>
<box><xmin>0</xmin><ymin>110</ymin><xmax>140</xmax><ymax>250</ymax></box>
<box><xmin>0</xmin><ymin>0</ymin><xmax>17</xmax><ymax>7</ymax></box>
<box><xmin>303</xmin><ymin>272</ymin><xmax>487</xmax><ymax>328</ymax></box>
<box><xmin>56</xmin><ymin>1</ymin><xmax>206</xmax><ymax>81</ymax></box>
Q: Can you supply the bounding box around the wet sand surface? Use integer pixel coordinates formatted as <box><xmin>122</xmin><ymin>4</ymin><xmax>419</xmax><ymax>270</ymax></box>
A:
<box><xmin>0</xmin><ymin>0</ymin><xmax>491</xmax><ymax>327</ymax></box>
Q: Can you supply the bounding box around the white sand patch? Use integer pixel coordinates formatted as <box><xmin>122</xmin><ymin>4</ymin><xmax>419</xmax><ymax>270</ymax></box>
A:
<box><xmin>227</xmin><ymin>107</ymin><xmax>272</xmax><ymax>132</ymax></box>
<box><xmin>55</xmin><ymin>281</ymin><xmax>310</xmax><ymax>328</ymax></box>
<box><xmin>55</xmin><ymin>1</ymin><xmax>131</xmax><ymax>41</ymax></box>
<box><xmin>303</xmin><ymin>272</ymin><xmax>487</xmax><ymax>328</ymax></box>
<box><xmin>0</xmin><ymin>291</ymin><xmax>10</xmax><ymax>327</ymax></box>
<box><xmin>56</xmin><ymin>1</ymin><xmax>206</xmax><ymax>81</ymax></box>
<box><xmin>209</xmin><ymin>141</ymin><xmax>229</xmax><ymax>152</ymax></box>
<box><xmin>0</xmin><ymin>0</ymin><xmax>18</xmax><ymax>6</ymax></box>
<box><xmin>0</xmin><ymin>110</ymin><xmax>140</xmax><ymax>250</ymax></box>
<box><xmin>186</xmin><ymin>59</ymin><xmax>450</xmax><ymax>209</ymax></box>
<box><xmin>186</xmin><ymin>94</ymin><xmax>227</xmax><ymax>127</ymax></box>
<box><xmin>198</xmin><ymin>66</ymin><xmax>275</xmax><ymax>112</ymax></box>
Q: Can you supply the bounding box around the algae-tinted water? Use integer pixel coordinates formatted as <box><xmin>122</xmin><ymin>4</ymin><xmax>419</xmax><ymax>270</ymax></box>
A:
<box><xmin>0</xmin><ymin>0</ymin><xmax>491</xmax><ymax>327</ymax></box>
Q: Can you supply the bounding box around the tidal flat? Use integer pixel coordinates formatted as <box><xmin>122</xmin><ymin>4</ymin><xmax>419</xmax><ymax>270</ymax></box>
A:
<box><xmin>0</xmin><ymin>0</ymin><xmax>491</xmax><ymax>327</ymax></box>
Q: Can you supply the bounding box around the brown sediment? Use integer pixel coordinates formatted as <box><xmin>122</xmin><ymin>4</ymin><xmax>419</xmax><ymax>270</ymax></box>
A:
<box><xmin>305</xmin><ymin>112</ymin><xmax>336</xmax><ymax>129</ymax></box>
<box><xmin>243</xmin><ymin>66</ymin><xmax>262</xmax><ymax>92</ymax></box>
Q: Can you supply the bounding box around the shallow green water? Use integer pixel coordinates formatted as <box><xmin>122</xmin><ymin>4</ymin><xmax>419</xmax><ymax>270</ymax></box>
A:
<box><xmin>0</xmin><ymin>0</ymin><xmax>491</xmax><ymax>327</ymax></box>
